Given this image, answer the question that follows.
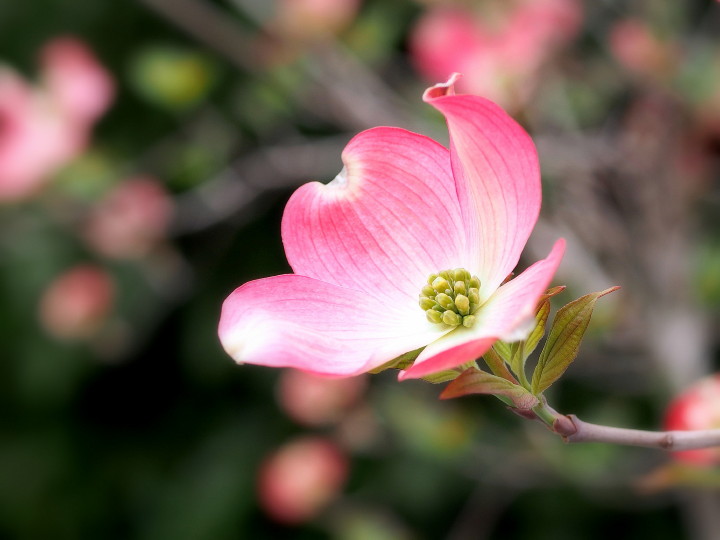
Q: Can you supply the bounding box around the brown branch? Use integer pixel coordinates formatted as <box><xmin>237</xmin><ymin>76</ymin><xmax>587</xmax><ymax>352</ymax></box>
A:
<box><xmin>138</xmin><ymin>0</ymin><xmax>262</xmax><ymax>71</ymax></box>
<box><xmin>538</xmin><ymin>404</ymin><xmax>720</xmax><ymax>451</ymax></box>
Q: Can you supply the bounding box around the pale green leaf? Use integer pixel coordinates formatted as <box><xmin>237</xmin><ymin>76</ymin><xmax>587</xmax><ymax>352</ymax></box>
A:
<box><xmin>525</xmin><ymin>299</ymin><xmax>551</xmax><ymax>358</ymax></box>
<box><xmin>482</xmin><ymin>347</ymin><xmax>518</xmax><ymax>383</ymax></box>
<box><xmin>524</xmin><ymin>286</ymin><xmax>566</xmax><ymax>360</ymax></box>
<box><xmin>531</xmin><ymin>287</ymin><xmax>619</xmax><ymax>394</ymax></box>
<box><xmin>368</xmin><ymin>346</ymin><xmax>423</xmax><ymax>374</ymax></box>
<box><xmin>493</xmin><ymin>341</ymin><xmax>512</xmax><ymax>362</ymax></box>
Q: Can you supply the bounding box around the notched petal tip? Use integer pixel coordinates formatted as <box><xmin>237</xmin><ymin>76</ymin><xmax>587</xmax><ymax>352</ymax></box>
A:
<box><xmin>423</xmin><ymin>72</ymin><xmax>462</xmax><ymax>102</ymax></box>
<box><xmin>327</xmin><ymin>166</ymin><xmax>349</xmax><ymax>188</ymax></box>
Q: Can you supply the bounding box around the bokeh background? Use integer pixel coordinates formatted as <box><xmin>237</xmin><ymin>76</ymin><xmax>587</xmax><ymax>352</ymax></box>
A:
<box><xmin>2</xmin><ymin>0</ymin><xmax>720</xmax><ymax>538</ymax></box>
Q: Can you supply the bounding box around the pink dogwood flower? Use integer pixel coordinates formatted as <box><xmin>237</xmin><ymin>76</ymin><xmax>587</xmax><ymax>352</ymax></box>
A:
<box><xmin>39</xmin><ymin>264</ymin><xmax>114</xmax><ymax>340</ymax></box>
<box><xmin>258</xmin><ymin>436</ymin><xmax>348</xmax><ymax>524</ymax></box>
<box><xmin>219</xmin><ymin>74</ymin><xmax>565</xmax><ymax>380</ymax></box>
<box><xmin>277</xmin><ymin>369</ymin><xmax>367</xmax><ymax>427</ymax></box>
<box><xmin>410</xmin><ymin>0</ymin><xmax>581</xmax><ymax>111</ymax></box>
<box><xmin>270</xmin><ymin>0</ymin><xmax>361</xmax><ymax>42</ymax></box>
<box><xmin>609</xmin><ymin>19</ymin><xmax>676</xmax><ymax>78</ymax></box>
<box><xmin>84</xmin><ymin>176</ymin><xmax>173</xmax><ymax>260</ymax></box>
<box><xmin>0</xmin><ymin>37</ymin><xmax>113</xmax><ymax>201</ymax></box>
<box><xmin>664</xmin><ymin>374</ymin><xmax>720</xmax><ymax>467</ymax></box>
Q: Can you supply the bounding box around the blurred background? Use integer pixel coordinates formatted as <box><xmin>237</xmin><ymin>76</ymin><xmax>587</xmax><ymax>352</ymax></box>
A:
<box><xmin>1</xmin><ymin>0</ymin><xmax>720</xmax><ymax>538</ymax></box>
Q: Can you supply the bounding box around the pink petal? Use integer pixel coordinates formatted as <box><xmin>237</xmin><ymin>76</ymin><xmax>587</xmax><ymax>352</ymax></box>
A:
<box><xmin>219</xmin><ymin>274</ymin><xmax>445</xmax><ymax>377</ymax></box>
<box><xmin>423</xmin><ymin>74</ymin><xmax>542</xmax><ymax>298</ymax></box>
<box><xmin>400</xmin><ymin>238</ymin><xmax>565</xmax><ymax>380</ymax></box>
<box><xmin>282</xmin><ymin>126</ymin><xmax>467</xmax><ymax>303</ymax></box>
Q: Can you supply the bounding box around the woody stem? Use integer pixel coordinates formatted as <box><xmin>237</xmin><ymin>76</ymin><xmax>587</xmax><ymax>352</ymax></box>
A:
<box><xmin>533</xmin><ymin>402</ymin><xmax>720</xmax><ymax>451</ymax></box>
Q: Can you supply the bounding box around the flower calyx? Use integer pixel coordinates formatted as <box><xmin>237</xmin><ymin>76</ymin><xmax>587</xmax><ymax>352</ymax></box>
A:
<box><xmin>419</xmin><ymin>268</ymin><xmax>481</xmax><ymax>328</ymax></box>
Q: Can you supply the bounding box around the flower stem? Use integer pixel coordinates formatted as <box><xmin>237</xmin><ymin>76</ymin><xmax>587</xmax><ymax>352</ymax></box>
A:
<box><xmin>531</xmin><ymin>401</ymin><xmax>558</xmax><ymax>427</ymax></box>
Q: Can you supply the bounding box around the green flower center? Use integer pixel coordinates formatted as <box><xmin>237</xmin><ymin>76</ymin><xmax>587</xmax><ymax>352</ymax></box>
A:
<box><xmin>419</xmin><ymin>268</ymin><xmax>482</xmax><ymax>328</ymax></box>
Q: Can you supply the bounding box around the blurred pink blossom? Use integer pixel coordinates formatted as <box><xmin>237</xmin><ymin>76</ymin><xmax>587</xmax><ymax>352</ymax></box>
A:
<box><xmin>609</xmin><ymin>19</ymin><xmax>675</xmax><ymax>77</ymax></box>
<box><xmin>39</xmin><ymin>264</ymin><xmax>114</xmax><ymax>340</ymax></box>
<box><xmin>277</xmin><ymin>369</ymin><xmax>367</xmax><ymax>427</ymax></box>
<box><xmin>258</xmin><ymin>436</ymin><xmax>348</xmax><ymax>524</ymax></box>
<box><xmin>271</xmin><ymin>0</ymin><xmax>361</xmax><ymax>41</ymax></box>
<box><xmin>84</xmin><ymin>177</ymin><xmax>173</xmax><ymax>259</ymax></box>
<box><xmin>664</xmin><ymin>374</ymin><xmax>720</xmax><ymax>467</ymax></box>
<box><xmin>410</xmin><ymin>0</ymin><xmax>582</xmax><ymax>110</ymax></box>
<box><xmin>0</xmin><ymin>37</ymin><xmax>113</xmax><ymax>201</ymax></box>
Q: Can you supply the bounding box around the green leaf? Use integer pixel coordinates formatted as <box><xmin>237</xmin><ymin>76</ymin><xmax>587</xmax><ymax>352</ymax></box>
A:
<box><xmin>525</xmin><ymin>299</ymin><xmax>551</xmax><ymax>358</ymax></box>
<box><xmin>508</xmin><ymin>341</ymin><xmax>525</xmax><ymax>382</ymax></box>
<box><xmin>482</xmin><ymin>347</ymin><xmax>518</xmax><ymax>384</ymax></box>
<box><xmin>493</xmin><ymin>341</ymin><xmax>512</xmax><ymax>362</ymax></box>
<box><xmin>531</xmin><ymin>287</ymin><xmax>619</xmax><ymax>395</ymax></box>
<box><xmin>368</xmin><ymin>346</ymin><xmax>424</xmax><ymax>374</ymax></box>
<box><xmin>420</xmin><ymin>361</ymin><xmax>477</xmax><ymax>384</ymax></box>
<box><xmin>440</xmin><ymin>368</ymin><xmax>539</xmax><ymax>410</ymax></box>
<box><xmin>525</xmin><ymin>285</ymin><xmax>566</xmax><ymax>359</ymax></box>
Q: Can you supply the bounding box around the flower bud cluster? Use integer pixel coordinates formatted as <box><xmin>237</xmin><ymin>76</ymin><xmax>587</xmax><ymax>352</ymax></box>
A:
<box><xmin>419</xmin><ymin>268</ymin><xmax>481</xmax><ymax>328</ymax></box>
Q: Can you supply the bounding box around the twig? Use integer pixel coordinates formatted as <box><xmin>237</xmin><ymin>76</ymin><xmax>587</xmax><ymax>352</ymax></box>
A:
<box><xmin>171</xmin><ymin>135</ymin><xmax>349</xmax><ymax>234</ymax></box>
<box><xmin>535</xmin><ymin>404</ymin><xmax>720</xmax><ymax>451</ymax></box>
<box><xmin>138</xmin><ymin>0</ymin><xmax>262</xmax><ymax>71</ymax></box>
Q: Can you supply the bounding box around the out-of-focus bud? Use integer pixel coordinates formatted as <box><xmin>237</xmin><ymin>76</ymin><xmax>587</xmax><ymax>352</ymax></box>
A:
<box><xmin>609</xmin><ymin>20</ymin><xmax>675</xmax><ymax>78</ymax></box>
<box><xmin>664</xmin><ymin>374</ymin><xmax>720</xmax><ymax>467</ymax></box>
<box><xmin>39</xmin><ymin>264</ymin><xmax>114</xmax><ymax>340</ymax></box>
<box><xmin>85</xmin><ymin>177</ymin><xmax>173</xmax><ymax>259</ymax></box>
<box><xmin>258</xmin><ymin>436</ymin><xmax>348</xmax><ymax>524</ymax></box>
<box><xmin>410</xmin><ymin>0</ymin><xmax>581</xmax><ymax>111</ymax></box>
<box><xmin>41</xmin><ymin>37</ymin><xmax>114</xmax><ymax>124</ymax></box>
<box><xmin>277</xmin><ymin>369</ymin><xmax>367</xmax><ymax>427</ymax></box>
<box><xmin>129</xmin><ymin>45</ymin><xmax>216</xmax><ymax>111</ymax></box>
<box><xmin>270</xmin><ymin>0</ymin><xmax>361</xmax><ymax>42</ymax></box>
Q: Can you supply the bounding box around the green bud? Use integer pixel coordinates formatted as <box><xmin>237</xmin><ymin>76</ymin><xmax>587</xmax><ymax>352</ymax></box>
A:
<box><xmin>442</xmin><ymin>311</ymin><xmax>461</xmax><ymax>326</ymax></box>
<box><xmin>435</xmin><ymin>293</ymin><xmax>454</xmax><ymax>310</ymax></box>
<box><xmin>420</xmin><ymin>268</ymin><xmax>483</xmax><ymax>326</ymax></box>
<box><xmin>421</xmin><ymin>285</ymin><xmax>435</xmax><ymax>297</ymax></box>
<box><xmin>455</xmin><ymin>294</ymin><xmax>470</xmax><ymax>315</ymax></box>
<box><xmin>468</xmin><ymin>289</ymin><xmax>479</xmax><ymax>305</ymax></box>
<box><xmin>426</xmin><ymin>310</ymin><xmax>443</xmax><ymax>324</ymax></box>
<box><xmin>432</xmin><ymin>277</ymin><xmax>450</xmax><ymax>294</ymax></box>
